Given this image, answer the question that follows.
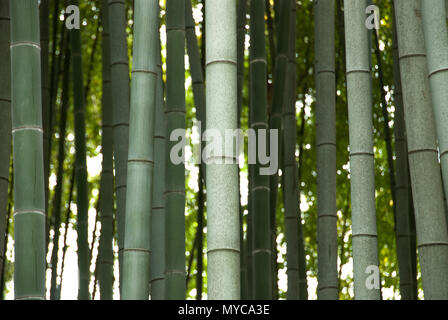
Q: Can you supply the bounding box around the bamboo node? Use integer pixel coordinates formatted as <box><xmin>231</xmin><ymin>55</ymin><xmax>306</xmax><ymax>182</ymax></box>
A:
<box><xmin>12</xmin><ymin>126</ymin><xmax>44</xmax><ymax>134</ymax></box>
<box><xmin>14</xmin><ymin>210</ymin><xmax>45</xmax><ymax>217</ymax></box>
<box><xmin>10</xmin><ymin>41</ymin><xmax>40</xmax><ymax>50</ymax></box>
<box><xmin>428</xmin><ymin>66</ymin><xmax>448</xmax><ymax>78</ymax></box>
<box><xmin>206</xmin><ymin>59</ymin><xmax>237</xmax><ymax>67</ymax></box>
<box><xmin>207</xmin><ymin>247</ymin><xmax>240</xmax><ymax>255</ymax></box>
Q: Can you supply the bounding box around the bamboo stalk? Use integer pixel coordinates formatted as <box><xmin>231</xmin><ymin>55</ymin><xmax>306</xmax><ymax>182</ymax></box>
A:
<box><xmin>206</xmin><ymin>0</ymin><xmax>240</xmax><ymax>300</ymax></box>
<box><xmin>165</xmin><ymin>0</ymin><xmax>187</xmax><ymax>300</ymax></box>
<box><xmin>269</xmin><ymin>1</ymin><xmax>291</xmax><ymax>298</ymax></box>
<box><xmin>121</xmin><ymin>0</ymin><xmax>158</xmax><ymax>300</ymax></box>
<box><xmin>315</xmin><ymin>0</ymin><xmax>338</xmax><ymax>300</ymax></box>
<box><xmin>421</xmin><ymin>0</ymin><xmax>448</xmax><ymax>297</ymax></box>
<box><xmin>394</xmin><ymin>0</ymin><xmax>448</xmax><ymax>299</ymax></box>
<box><xmin>150</xmin><ymin>20</ymin><xmax>166</xmax><ymax>300</ymax></box>
<box><xmin>249</xmin><ymin>0</ymin><xmax>272</xmax><ymax>300</ymax></box>
<box><xmin>107</xmin><ymin>0</ymin><xmax>130</xmax><ymax>291</ymax></box>
<box><xmin>391</xmin><ymin>10</ymin><xmax>417</xmax><ymax>300</ymax></box>
<box><xmin>344</xmin><ymin>0</ymin><xmax>381</xmax><ymax>300</ymax></box>
<box><xmin>69</xmin><ymin>0</ymin><xmax>90</xmax><ymax>300</ymax></box>
<box><xmin>10</xmin><ymin>0</ymin><xmax>47</xmax><ymax>300</ymax></box>
<box><xmin>96</xmin><ymin>0</ymin><xmax>115</xmax><ymax>300</ymax></box>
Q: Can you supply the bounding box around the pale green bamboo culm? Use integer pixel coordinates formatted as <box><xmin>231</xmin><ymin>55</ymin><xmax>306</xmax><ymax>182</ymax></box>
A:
<box><xmin>249</xmin><ymin>0</ymin><xmax>272</xmax><ymax>300</ymax></box>
<box><xmin>422</xmin><ymin>1</ymin><xmax>448</xmax><ymax>233</ymax></box>
<box><xmin>69</xmin><ymin>0</ymin><xmax>90</xmax><ymax>300</ymax></box>
<box><xmin>107</xmin><ymin>0</ymin><xmax>130</xmax><ymax>291</ymax></box>
<box><xmin>150</xmin><ymin>29</ymin><xmax>166</xmax><ymax>300</ymax></box>
<box><xmin>394</xmin><ymin>0</ymin><xmax>448</xmax><ymax>300</ymax></box>
<box><xmin>344</xmin><ymin>0</ymin><xmax>381</xmax><ymax>300</ymax></box>
<box><xmin>97</xmin><ymin>0</ymin><xmax>115</xmax><ymax>300</ymax></box>
<box><xmin>206</xmin><ymin>0</ymin><xmax>240</xmax><ymax>300</ymax></box>
<box><xmin>121</xmin><ymin>0</ymin><xmax>158</xmax><ymax>300</ymax></box>
<box><xmin>391</xmin><ymin>12</ymin><xmax>418</xmax><ymax>300</ymax></box>
<box><xmin>0</xmin><ymin>0</ymin><xmax>11</xmax><ymax>287</ymax></box>
<box><xmin>10</xmin><ymin>0</ymin><xmax>46</xmax><ymax>300</ymax></box>
<box><xmin>314</xmin><ymin>0</ymin><xmax>338</xmax><ymax>300</ymax></box>
<box><xmin>165</xmin><ymin>0</ymin><xmax>187</xmax><ymax>299</ymax></box>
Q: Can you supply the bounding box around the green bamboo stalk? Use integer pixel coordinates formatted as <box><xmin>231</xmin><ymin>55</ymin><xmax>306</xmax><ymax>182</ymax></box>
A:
<box><xmin>0</xmin><ymin>0</ymin><xmax>11</xmax><ymax>287</ymax></box>
<box><xmin>394</xmin><ymin>0</ymin><xmax>448</xmax><ymax>299</ymax></box>
<box><xmin>69</xmin><ymin>0</ymin><xmax>90</xmax><ymax>300</ymax></box>
<box><xmin>391</xmin><ymin>12</ymin><xmax>417</xmax><ymax>300</ymax></box>
<box><xmin>206</xmin><ymin>0</ymin><xmax>240</xmax><ymax>300</ymax></box>
<box><xmin>343</xmin><ymin>0</ymin><xmax>381</xmax><ymax>300</ymax></box>
<box><xmin>10</xmin><ymin>0</ymin><xmax>46</xmax><ymax>300</ymax></box>
<box><xmin>314</xmin><ymin>0</ymin><xmax>338</xmax><ymax>300</ymax></box>
<box><xmin>165</xmin><ymin>0</ymin><xmax>187</xmax><ymax>300</ymax></box>
<box><xmin>283</xmin><ymin>0</ymin><xmax>308</xmax><ymax>300</ymax></box>
<box><xmin>107</xmin><ymin>0</ymin><xmax>130</xmax><ymax>290</ymax></box>
<box><xmin>121</xmin><ymin>0</ymin><xmax>158</xmax><ymax>300</ymax></box>
<box><xmin>0</xmin><ymin>0</ymin><xmax>10</xmax><ymax>271</ymax></box>
<box><xmin>49</xmin><ymin>42</ymin><xmax>70</xmax><ymax>300</ymax></box>
<box><xmin>269</xmin><ymin>1</ymin><xmax>290</xmax><ymax>297</ymax></box>
<box><xmin>97</xmin><ymin>0</ymin><xmax>114</xmax><ymax>300</ymax></box>
<box><xmin>249</xmin><ymin>0</ymin><xmax>272</xmax><ymax>300</ymax></box>
<box><xmin>422</xmin><ymin>0</ymin><xmax>448</xmax><ymax>249</ymax></box>
<box><xmin>150</xmin><ymin>24</ymin><xmax>166</xmax><ymax>301</ymax></box>
<box><xmin>40</xmin><ymin>0</ymin><xmax>50</xmax><ymax>220</ymax></box>
<box><xmin>265</xmin><ymin>2</ymin><xmax>276</xmax><ymax>297</ymax></box>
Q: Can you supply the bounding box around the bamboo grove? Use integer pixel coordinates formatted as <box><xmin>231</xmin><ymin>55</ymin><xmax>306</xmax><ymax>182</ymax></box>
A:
<box><xmin>2</xmin><ymin>0</ymin><xmax>448</xmax><ymax>300</ymax></box>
